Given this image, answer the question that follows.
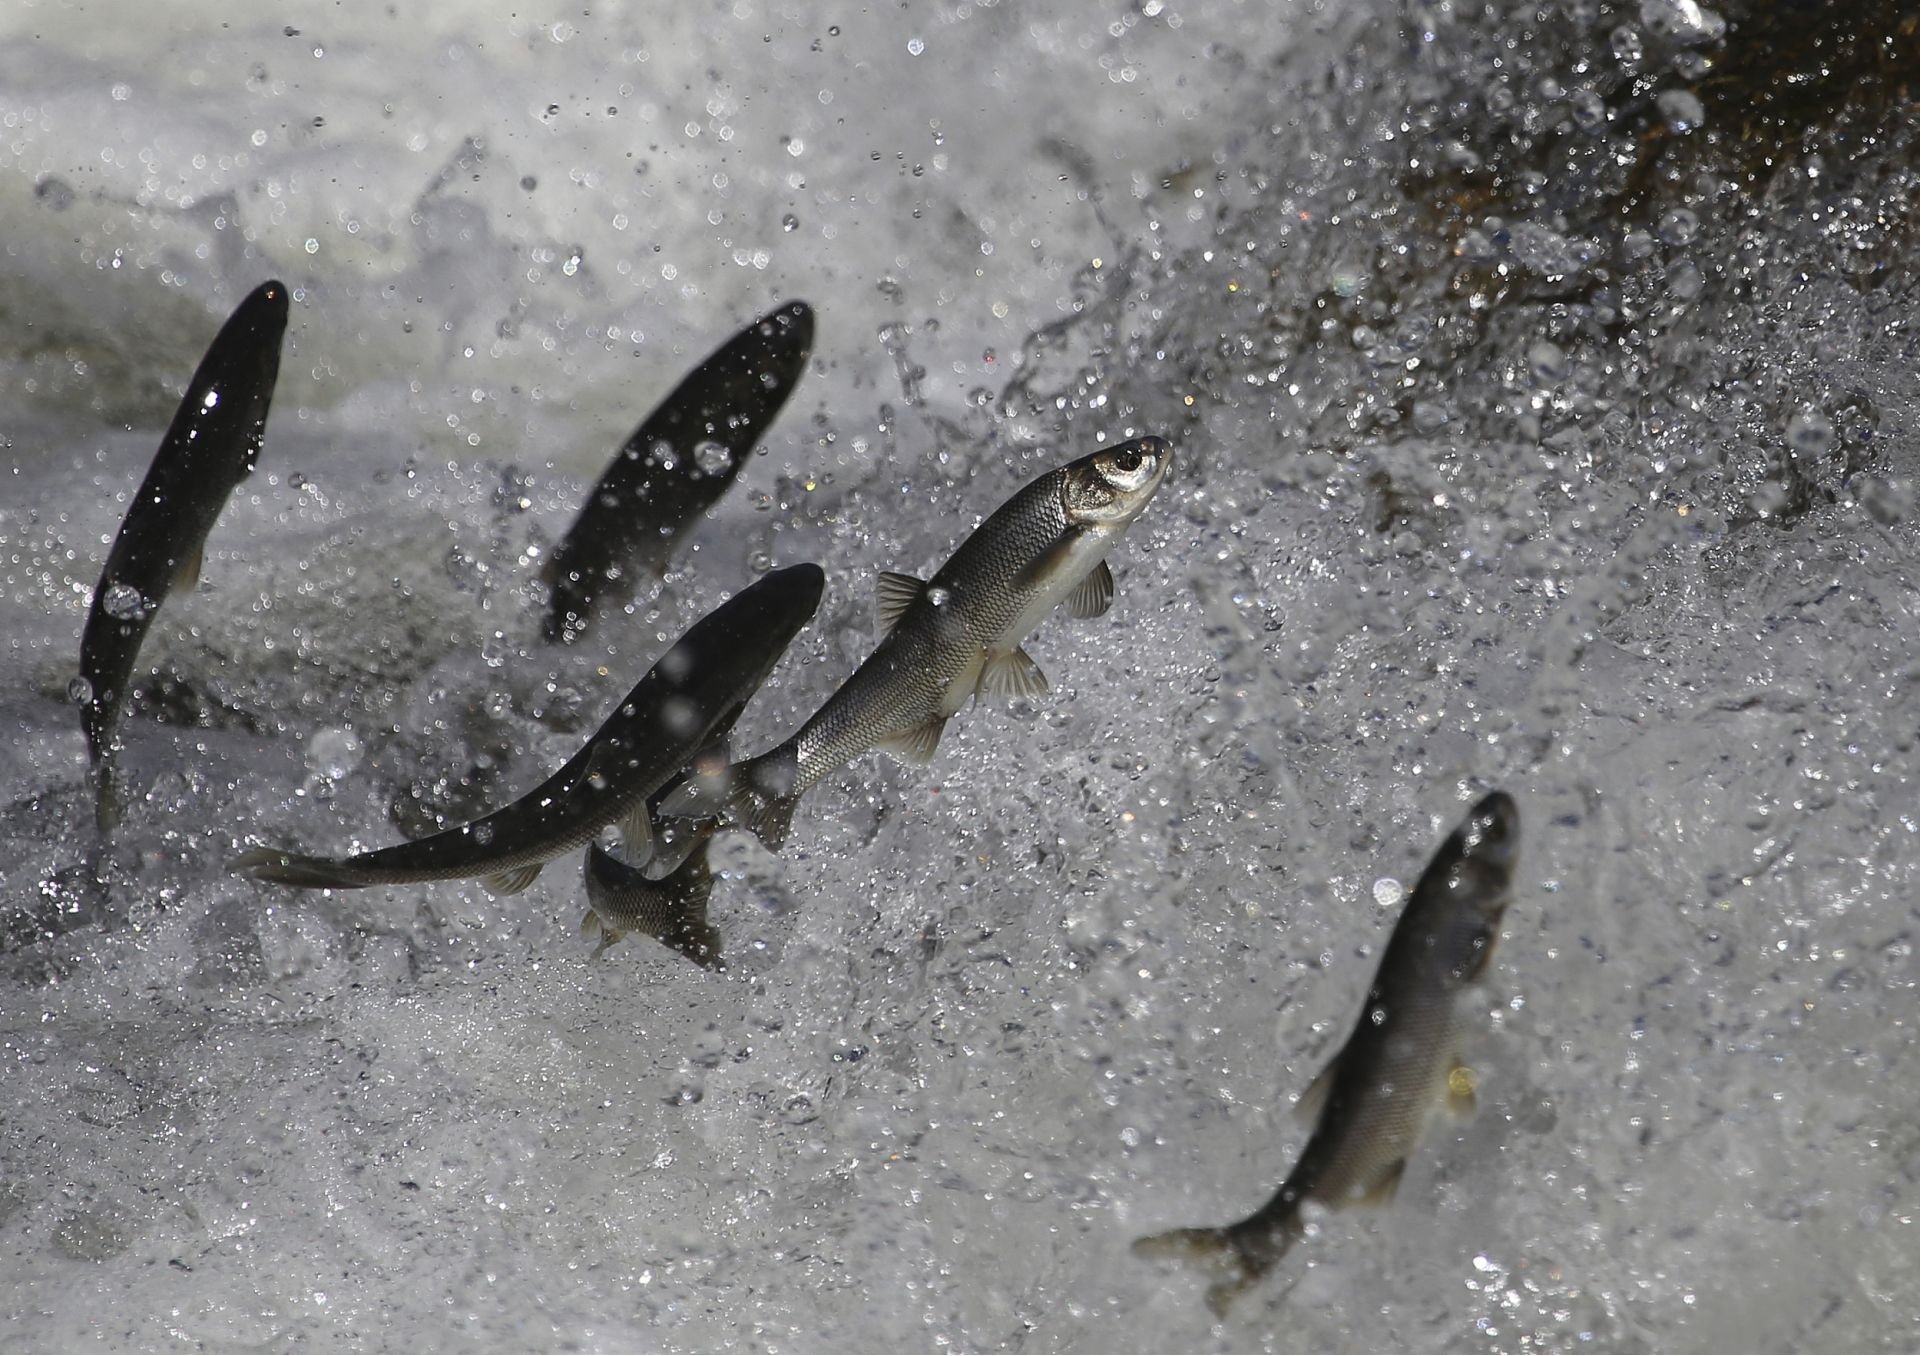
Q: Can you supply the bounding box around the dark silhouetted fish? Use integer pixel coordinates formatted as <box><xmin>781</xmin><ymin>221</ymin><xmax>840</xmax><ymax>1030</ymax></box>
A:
<box><xmin>660</xmin><ymin>436</ymin><xmax>1174</xmax><ymax>849</ymax></box>
<box><xmin>1134</xmin><ymin>791</ymin><xmax>1522</xmax><ymax>1313</ymax></box>
<box><xmin>78</xmin><ymin>279</ymin><xmax>290</xmax><ymax>831</ymax></box>
<box><xmin>545</xmin><ymin>301</ymin><xmax>814</xmax><ymax>644</ymax></box>
<box><xmin>232</xmin><ymin>563</ymin><xmax>824</xmax><ymax>896</ymax></box>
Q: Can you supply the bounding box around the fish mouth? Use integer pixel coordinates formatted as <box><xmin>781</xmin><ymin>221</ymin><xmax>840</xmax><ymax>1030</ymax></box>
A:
<box><xmin>1462</xmin><ymin>790</ymin><xmax>1520</xmax><ymax>867</ymax></box>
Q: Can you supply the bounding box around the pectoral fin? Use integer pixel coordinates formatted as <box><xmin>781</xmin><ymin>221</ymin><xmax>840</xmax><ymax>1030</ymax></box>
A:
<box><xmin>1061</xmin><ymin>560</ymin><xmax>1115</xmax><ymax>619</ymax></box>
<box><xmin>1011</xmin><ymin>527</ymin><xmax>1088</xmax><ymax>594</ymax></box>
<box><xmin>1353</xmin><ymin>1157</ymin><xmax>1407</xmax><ymax>1208</ymax></box>
<box><xmin>1463</xmin><ymin>931</ymin><xmax>1500</xmax><ymax>981</ymax></box>
<box><xmin>874</xmin><ymin>717</ymin><xmax>948</xmax><ymax>765</ymax></box>
<box><xmin>484</xmin><ymin>863</ymin><xmax>543</xmax><ymax>897</ymax></box>
<box><xmin>621</xmin><ymin>804</ymin><xmax>655</xmax><ymax>864</ymax></box>
<box><xmin>1293</xmin><ymin>1061</ymin><xmax>1337</xmax><ymax>1124</ymax></box>
<box><xmin>977</xmin><ymin>646</ymin><xmax>1048</xmax><ymax>701</ymax></box>
<box><xmin>874</xmin><ymin>571</ymin><xmax>923</xmax><ymax>634</ymax></box>
<box><xmin>173</xmin><ymin>544</ymin><xmax>205</xmax><ymax>593</ymax></box>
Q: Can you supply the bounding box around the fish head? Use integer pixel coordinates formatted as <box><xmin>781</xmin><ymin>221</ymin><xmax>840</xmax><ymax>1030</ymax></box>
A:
<box><xmin>1061</xmin><ymin>436</ymin><xmax>1173</xmax><ymax>527</ymax></box>
<box><xmin>1442</xmin><ymin>790</ymin><xmax>1520</xmax><ymax>921</ymax></box>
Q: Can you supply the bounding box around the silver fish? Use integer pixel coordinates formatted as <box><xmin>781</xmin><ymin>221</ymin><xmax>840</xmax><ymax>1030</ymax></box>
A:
<box><xmin>231</xmin><ymin>563</ymin><xmax>824</xmax><ymax>895</ymax></box>
<box><xmin>1134</xmin><ymin>791</ymin><xmax>1522</xmax><ymax>1313</ymax></box>
<box><xmin>545</xmin><ymin>301</ymin><xmax>814</xmax><ymax>644</ymax></box>
<box><xmin>79</xmin><ymin>280</ymin><xmax>289</xmax><ymax>830</ymax></box>
<box><xmin>659</xmin><ymin>436</ymin><xmax>1174</xmax><ymax>848</ymax></box>
<box><xmin>580</xmin><ymin>839</ymin><xmax>721</xmax><ymax>968</ymax></box>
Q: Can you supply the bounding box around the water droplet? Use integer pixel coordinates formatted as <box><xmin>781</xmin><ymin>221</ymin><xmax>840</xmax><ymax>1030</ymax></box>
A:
<box><xmin>1657</xmin><ymin>208</ymin><xmax>1699</xmax><ymax>246</ymax></box>
<box><xmin>1637</xmin><ymin>0</ymin><xmax>1725</xmax><ymax>44</ymax></box>
<box><xmin>1609</xmin><ymin>24</ymin><xmax>1645</xmax><ymax>64</ymax></box>
<box><xmin>306</xmin><ymin>727</ymin><xmax>364</xmax><ymax>780</ymax></box>
<box><xmin>906</xmin><ymin>37</ymin><xmax>925</xmax><ymax>55</ymax></box>
<box><xmin>1656</xmin><ymin>89</ymin><xmax>1705</xmax><ymax>133</ymax></box>
<box><xmin>101</xmin><ymin>583</ymin><xmax>150</xmax><ymax>621</ymax></box>
<box><xmin>1372</xmin><ymin>877</ymin><xmax>1402</xmax><ymax>906</ymax></box>
<box><xmin>1787</xmin><ymin>408</ymin><xmax>1832</xmax><ymax>456</ymax></box>
<box><xmin>693</xmin><ymin>440</ymin><xmax>734</xmax><ymax>476</ymax></box>
<box><xmin>926</xmin><ymin>586</ymin><xmax>952</xmax><ymax>607</ymax></box>
<box><xmin>781</xmin><ymin>213</ymin><xmax>799</xmax><ymax>232</ymax></box>
<box><xmin>471</xmin><ymin>823</ymin><xmax>495</xmax><ymax>846</ymax></box>
<box><xmin>1665</xmin><ymin>258</ymin><xmax>1705</xmax><ymax>302</ymax></box>
<box><xmin>66</xmin><ymin>676</ymin><xmax>93</xmax><ymax>705</ymax></box>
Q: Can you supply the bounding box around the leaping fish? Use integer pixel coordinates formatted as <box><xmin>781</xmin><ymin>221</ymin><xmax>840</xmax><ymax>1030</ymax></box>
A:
<box><xmin>78</xmin><ymin>280</ymin><xmax>289</xmax><ymax>830</ymax></box>
<box><xmin>231</xmin><ymin>563</ymin><xmax>824</xmax><ymax>895</ymax></box>
<box><xmin>580</xmin><ymin>838</ymin><xmax>722</xmax><ymax>968</ymax></box>
<box><xmin>545</xmin><ymin>301</ymin><xmax>814</xmax><ymax>644</ymax></box>
<box><xmin>659</xmin><ymin>436</ymin><xmax>1173</xmax><ymax>848</ymax></box>
<box><xmin>1133</xmin><ymin>791</ymin><xmax>1522</xmax><ymax>1313</ymax></box>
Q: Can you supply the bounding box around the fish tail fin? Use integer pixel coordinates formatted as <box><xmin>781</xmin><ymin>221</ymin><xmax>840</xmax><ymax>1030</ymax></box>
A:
<box><xmin>658</xmin><ymin>748</ymin><xmax>800</xmax><ymax>851</ymax></box>
<box><xmin>1133</xmin><ymin>1221</ymin><xmax>1288</xmax><ymax>1316</ymax></box>
<box><xmin>660</xmin><ymin>846</ymin><xmax>725</xmax><ymax>970</ymax></box>
<box><xmin>90</xmin><ymin>757</ymin><xmax>122</xmax><ymax>834</ymax></box>
<box><xmin>230</xmin><ymin>847</ymin><xmax>363</xmax><ymax>889</ymax></box>
<box><xmin>728</xmin><ymin>783</ymin><xmax>799</xmax><ymax>852</ymax></box>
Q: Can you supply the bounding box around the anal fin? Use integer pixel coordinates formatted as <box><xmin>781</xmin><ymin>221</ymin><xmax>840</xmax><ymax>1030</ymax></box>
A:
<box><xmin>484</xmin><ymin>862</ymin><xmax>543</xmax><ymax>897</ymax></box>
<box><xmin>874</xmin><ymin>716</ymin><xmax>948</xmax><ymax>765</ymax></box>
<box><xmin>977</xmin><ymin>646</ymin><xmax>1048</xmax><ymax>701</ymax></box>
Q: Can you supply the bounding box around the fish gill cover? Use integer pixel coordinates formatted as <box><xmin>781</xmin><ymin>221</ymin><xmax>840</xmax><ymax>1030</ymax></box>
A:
<box><xmin>0</xmin><ymin>0</ymin><xmax>1913</xmax><ymax>1351</ymax></box>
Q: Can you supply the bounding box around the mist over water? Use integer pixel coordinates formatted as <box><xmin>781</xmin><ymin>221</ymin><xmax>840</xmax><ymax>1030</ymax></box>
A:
<box><xmin>1</xmin><ymin>0</ymin><xmax>1913</xmax><ymax>1350</ymax></box>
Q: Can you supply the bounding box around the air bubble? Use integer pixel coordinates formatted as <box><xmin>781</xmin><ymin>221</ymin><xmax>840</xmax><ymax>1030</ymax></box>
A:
<box><xmin>66</xmin><ymin>676</ymin><xmax>93</xmax><ymax>705</ymax></box>
<box><xmin>694</xmin><ymin>440</ymin><xmax>734</xmax><ymax>476</ymax></box>
<box><xmin>1656</xmin><ymin>89</ymin><xmax>1705</xmax><ymax>133</ymax></box>
<box><xmin>1527</xmin><ymin>340</ymin><xmax>1569</xmax><ymax>384</ymax></box>
<box><xmin>101</xmin><ymin>583</ymin><xmax>150</xmax><ymax>621</ymax></box>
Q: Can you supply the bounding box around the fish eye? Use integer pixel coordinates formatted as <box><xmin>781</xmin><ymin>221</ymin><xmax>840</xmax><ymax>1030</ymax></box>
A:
<box><xmin>1110</xmin><ymin>448</ymin><xmax>1142</xmax><ymax>473</ymax></box>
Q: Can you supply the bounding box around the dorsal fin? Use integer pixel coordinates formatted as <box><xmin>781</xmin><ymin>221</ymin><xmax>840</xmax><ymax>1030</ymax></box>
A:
<box><xmin>1060</xmin><ymin>560</ymin><xmax>1115</xmax><ymax>619</ymax></box>
<box><xmin>874</xmin><ymin>570</ymin><xmax>924</xmax><ymax>634</ymax></box>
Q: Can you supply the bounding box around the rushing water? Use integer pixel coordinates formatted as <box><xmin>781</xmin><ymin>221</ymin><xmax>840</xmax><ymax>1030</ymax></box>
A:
<box><xmin>0</xmin><ymin>0</ymin><xmax>1914</xmax><ymax>1349</ymax></box>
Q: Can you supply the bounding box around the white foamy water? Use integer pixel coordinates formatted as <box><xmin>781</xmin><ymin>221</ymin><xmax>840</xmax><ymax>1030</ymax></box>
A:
<box><xmin>1</xmin><ymin>0</ymin><xmax>1914</xmax><ymax>1350</ymax></box>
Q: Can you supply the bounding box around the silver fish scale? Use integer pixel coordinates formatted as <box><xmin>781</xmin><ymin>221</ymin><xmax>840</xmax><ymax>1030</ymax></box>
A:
<box><xmin>782</xmin><ymin>468</ymin><xmax>1074</xmax><ymax>795</ymax></box>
